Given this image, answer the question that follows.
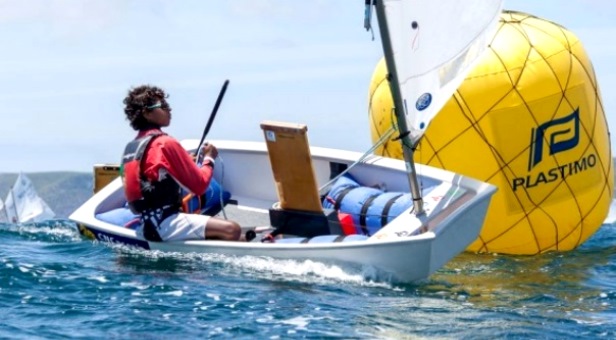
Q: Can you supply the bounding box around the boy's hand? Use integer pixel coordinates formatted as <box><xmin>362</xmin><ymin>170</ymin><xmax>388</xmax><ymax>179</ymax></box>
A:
<box><xmin>201</xmin><ymin>143</ymin><xmax>218</xmax><ymax>159</ymax></box>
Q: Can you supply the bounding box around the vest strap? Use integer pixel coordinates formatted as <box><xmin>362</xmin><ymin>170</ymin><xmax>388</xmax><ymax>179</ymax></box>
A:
<box><xmin>333</xmin><ymin>185</ymin><xmax>356</xmax><ymax>210</ymax></box>
<box><xmin>140</xmin><ymin>204</ymin><xmax>180</xmax><ymax>242</ymax></box>
<box><xmin>359</xmin><ymin>194</ymin><xmax>380</xmax><ymax>235</ymax></box>
<box><xmin>381</xmin><ymin>194</ymin><xmax>404</xmax><ymax>227</ymax></box>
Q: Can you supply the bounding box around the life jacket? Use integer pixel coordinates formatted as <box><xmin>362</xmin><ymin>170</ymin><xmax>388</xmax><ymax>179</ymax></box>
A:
<box><xmin>120</xmin><ymin>132</ymin><xmax>182</xmax><ymax>241</ymax></box>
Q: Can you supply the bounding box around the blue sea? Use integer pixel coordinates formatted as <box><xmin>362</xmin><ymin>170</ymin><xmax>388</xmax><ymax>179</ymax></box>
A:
<box><xmin>1</xmin><ymin>219</ymin><xmax>614</xmax><ymax>339</ymax></box>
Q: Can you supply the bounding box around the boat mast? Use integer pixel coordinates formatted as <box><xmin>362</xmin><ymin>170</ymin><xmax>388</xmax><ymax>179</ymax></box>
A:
<box><xmin>374</xmin><ymin>1</ymin><xmax>425</xmax><ymax>215</ymax></box>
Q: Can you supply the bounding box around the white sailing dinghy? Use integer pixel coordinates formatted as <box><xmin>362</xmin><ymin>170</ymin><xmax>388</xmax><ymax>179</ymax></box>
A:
<box><xmin>70</xmin><ymin>0</ymin><xmax>502</xmax><ymax>282</ymax></box>
<box><xmin>4</xmin><ymin>173</ymin><xmax>56</xmax><ymax>224</ymax></box>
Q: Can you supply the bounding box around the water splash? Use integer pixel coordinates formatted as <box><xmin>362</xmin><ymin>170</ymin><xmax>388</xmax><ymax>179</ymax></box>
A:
<box><xmin>0</xmin><ymin>219</ymin><xmax>82</xmax><ymax>242</ymax></box>
<box><xmin>112</xmin><ymin>245</ymin><xmax>394</xmax><ymax>289</ymax></box>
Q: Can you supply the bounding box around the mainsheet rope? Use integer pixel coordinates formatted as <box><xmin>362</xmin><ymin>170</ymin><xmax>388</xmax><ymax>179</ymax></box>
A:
<box><xmin>317</xmin><ymin>125</ymin><xmax>396</xmax><ymax>196</ymax></box>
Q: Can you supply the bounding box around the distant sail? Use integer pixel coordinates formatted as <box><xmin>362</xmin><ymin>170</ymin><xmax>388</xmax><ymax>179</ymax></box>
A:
<box><xmin>0</xmin><ymin>198</ymin><xmax>8</xmax><ymax>223</ymax></box>
<box><xmin>4</xmin><ymin>189</ymin><xmax>17</xmax><ymax>223</ymax></box>
<box><xmin>4</xmin><ymin>173</ymin><xmax>55</xmax><ymax>223</ymax></box>
<box><xmin>604</xmin><ymin>198</ymin><xmax>616</xmax><ymax>226</ymax></box>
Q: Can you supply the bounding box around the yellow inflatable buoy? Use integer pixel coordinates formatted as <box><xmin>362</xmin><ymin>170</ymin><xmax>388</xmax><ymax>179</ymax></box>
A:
<box><xmin>369</xmin><ymin>10</ymin><xmax>613</xmax><ymax>254</ymax></box>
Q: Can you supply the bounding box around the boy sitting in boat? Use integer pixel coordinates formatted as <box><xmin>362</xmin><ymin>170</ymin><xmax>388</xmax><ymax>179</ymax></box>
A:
<box><xmin>121</xmin><ymin>85</ymin><xmax>241</xmax><ymax>242</ymax></box>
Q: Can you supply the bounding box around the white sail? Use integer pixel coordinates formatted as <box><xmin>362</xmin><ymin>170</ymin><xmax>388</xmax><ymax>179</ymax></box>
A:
<box><xmin>5</xmin><ymin>173</ymin><xmax>55</xmax><ymax>223</ymax></box>
<box><xmin>373</xmin><ymin>0</ymin><xmax>503</xmax><ymax>214</ymax></box>
<box><xmin>4</xmin><ymin>189</ymin><xmax>17</xmax><ymax>223</ymax></box>
<box><xmin>0</xmin><ymin>198</ymin><xmax>8</xmax><ymax>223</ymax></box>
<box><xmin>378</xmin><ymin>0</ymin><xmax>503</xmax><ymax>144</ymax></box>
<box><xmin>604</xmin><ymin>198</ymin><xmax>616</xmax><ymax>226</ymax></box>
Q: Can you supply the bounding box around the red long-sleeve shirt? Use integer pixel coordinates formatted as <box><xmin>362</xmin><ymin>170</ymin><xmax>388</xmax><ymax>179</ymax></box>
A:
<box><xmin>137</xmin><ymin>129</ymin><xmax>213</xmax><ymax>195</ymax></box>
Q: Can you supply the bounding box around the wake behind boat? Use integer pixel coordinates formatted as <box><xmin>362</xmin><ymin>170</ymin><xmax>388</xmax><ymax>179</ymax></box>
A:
<box><xmin>70</xmin><ymin>0</ymin><xmax>502</xmax><ymax>282</ymax></box>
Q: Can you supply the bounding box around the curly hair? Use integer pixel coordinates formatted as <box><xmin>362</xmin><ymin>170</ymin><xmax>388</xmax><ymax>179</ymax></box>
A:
<box><xmin>123</xmin><ymin>85</ymin><xmax>168</xmax><ymax>130</ymax></box>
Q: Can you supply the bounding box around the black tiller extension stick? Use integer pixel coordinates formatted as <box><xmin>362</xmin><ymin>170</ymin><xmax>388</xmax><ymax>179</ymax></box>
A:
<box><xmin>198</xmin><ymin>79</ymin><xmax>230</xmax><ymax>150</ymax></box>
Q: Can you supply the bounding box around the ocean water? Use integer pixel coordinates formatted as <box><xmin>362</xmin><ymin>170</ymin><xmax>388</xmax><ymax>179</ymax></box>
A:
<box><xmin>0</xmin><ymin>220</ymin><xmax>614</xmax><ymax>339</ymax></box>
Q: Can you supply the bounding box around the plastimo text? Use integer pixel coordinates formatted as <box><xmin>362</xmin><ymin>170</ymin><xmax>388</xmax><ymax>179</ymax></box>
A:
<box><xmin>512</xmin><ymin>153</ymin><xmax>596</xmax><ymax>191</ymax></box>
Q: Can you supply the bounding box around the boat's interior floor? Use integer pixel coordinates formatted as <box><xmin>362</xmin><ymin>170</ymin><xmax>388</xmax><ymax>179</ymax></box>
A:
<box><xmin>212</xmin><ymin>202</ymin><xmax>273</xmax><ymax>242</ymax></box>
<box><xmin>212</xmin><ymin>201</ymin><xmax>271</xmax><ymax>229</ymax></box>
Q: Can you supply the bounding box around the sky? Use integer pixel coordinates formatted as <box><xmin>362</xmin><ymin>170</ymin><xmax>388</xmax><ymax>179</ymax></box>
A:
<box><xmin>0</xmin><ymin>0</ymin><xmax>614</xmax><ymax>173</ymax></box>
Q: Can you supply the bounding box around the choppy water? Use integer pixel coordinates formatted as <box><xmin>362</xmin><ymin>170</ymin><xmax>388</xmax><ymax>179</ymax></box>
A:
<box><xmin>0</xmin><ymin>220</ymin><xmax>614</xmax><ymax>339</ymax></box>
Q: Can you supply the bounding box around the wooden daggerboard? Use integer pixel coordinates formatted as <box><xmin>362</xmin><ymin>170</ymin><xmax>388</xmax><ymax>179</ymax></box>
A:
<box><xmin>260</xmin><ymin>121</ymin><xmax>323</xmax><ymax>213</ymax></box>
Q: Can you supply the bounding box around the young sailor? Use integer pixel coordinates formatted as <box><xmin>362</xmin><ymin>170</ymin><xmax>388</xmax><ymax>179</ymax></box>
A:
<box><xmin>121</xmin><ymin>85</ymin><xmax>241</xmax><ymax>242</ymax></box>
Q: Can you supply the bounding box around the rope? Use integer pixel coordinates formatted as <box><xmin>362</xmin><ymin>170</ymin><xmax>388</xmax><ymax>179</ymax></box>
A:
<box><xmin>318</xmin><ymin>125</ymin><xmax>396</xmax><ymax>196</ymax></box>
<box><xmin>216</xmin><ymin>155</ymin><xmax>228</xmax><ymax>220</ymax></box>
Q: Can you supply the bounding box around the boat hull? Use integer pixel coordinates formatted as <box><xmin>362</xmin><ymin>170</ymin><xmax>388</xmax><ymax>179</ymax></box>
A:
<box><xmin>71</xmin><ymin>140</ymin><xmax>496</xmax><ymax>283</ymax></box>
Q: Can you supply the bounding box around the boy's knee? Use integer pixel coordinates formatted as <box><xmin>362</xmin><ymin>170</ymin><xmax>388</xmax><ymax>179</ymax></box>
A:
<box><xmin>228</xmin><ymin>221</ymin><xmax>241</xmax><ymax>240</ymax></box>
